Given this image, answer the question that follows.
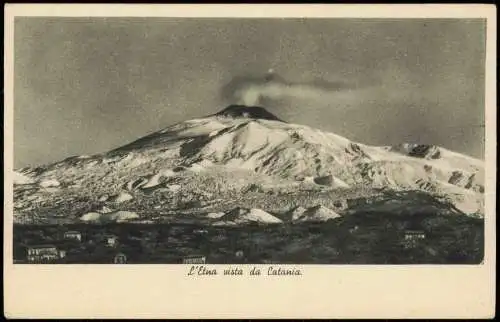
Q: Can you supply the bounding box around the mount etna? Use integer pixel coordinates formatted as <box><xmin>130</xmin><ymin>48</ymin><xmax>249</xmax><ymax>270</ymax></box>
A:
<box><xmin>13</xmin><ymin>105</ymin><xmax>485</xmax><ymax>264</ymax></box>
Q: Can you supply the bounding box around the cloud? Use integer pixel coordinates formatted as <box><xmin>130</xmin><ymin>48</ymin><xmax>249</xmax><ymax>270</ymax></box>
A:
<box><xmin>221</xmin><ymin>72</ymin><xmax>361</xmax><ymax>106</ymax></box>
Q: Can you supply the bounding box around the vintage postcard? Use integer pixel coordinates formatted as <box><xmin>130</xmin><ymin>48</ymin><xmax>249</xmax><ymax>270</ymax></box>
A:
<box><xmin>3</xmin><ymin>4</ymin><xmax>496</xmax><ymax>319</ymax></box>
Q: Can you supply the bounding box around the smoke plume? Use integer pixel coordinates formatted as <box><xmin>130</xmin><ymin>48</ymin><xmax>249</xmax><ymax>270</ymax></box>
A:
<box><xmin>221</xmin><ymin>72</ymin><xmax>360</xmax><ymax>106</ymax></box>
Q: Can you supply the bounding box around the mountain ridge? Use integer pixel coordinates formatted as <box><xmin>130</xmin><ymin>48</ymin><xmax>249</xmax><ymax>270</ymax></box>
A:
<box><xmin>13</xmin><ymin>105</ymin><xmax>485</xmax><ymax>224</ymax></box>
<box><xmin>212</xmin><ymin>104</ymin><xmax>285</xmax><ymax>122</ymax></box>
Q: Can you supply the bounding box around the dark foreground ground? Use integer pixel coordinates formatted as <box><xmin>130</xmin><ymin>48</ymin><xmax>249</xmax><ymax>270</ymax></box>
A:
<box><xmin>13</xmin><ymin>211</ymin><xmax>484</xmax><ymax>264</ymax></box>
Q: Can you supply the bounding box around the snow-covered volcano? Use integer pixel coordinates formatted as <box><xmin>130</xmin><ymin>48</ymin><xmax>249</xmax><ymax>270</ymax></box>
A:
<box><xmin>13</xmin><ymin>105</ymin><xmax>485</xmax><ymax>224</ymax></box>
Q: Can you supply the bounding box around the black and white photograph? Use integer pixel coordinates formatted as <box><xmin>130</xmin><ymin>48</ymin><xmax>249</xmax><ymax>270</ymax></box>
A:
<box><xmin>4</xmin><ymin>4</ymin><xmax>496</xmax><ymax>319</ymax></box>
<box><xmin>10</xmin><ymin>14</ymin><xmax>488</xmax><ymax>266</ymax></box>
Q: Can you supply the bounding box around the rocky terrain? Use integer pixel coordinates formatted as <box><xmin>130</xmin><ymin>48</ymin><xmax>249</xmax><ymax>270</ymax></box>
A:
<box><xmin>13</xmin><ymin>105</ymin><xmax>485</xmax><ymax>225</ymax></box>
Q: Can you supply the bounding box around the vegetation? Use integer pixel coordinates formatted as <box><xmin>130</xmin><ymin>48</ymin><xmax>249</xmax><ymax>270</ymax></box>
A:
<box><xmin>13</xmin><ymin>210</ymin><xmax>484</xmax><ymax>264</ymax></box>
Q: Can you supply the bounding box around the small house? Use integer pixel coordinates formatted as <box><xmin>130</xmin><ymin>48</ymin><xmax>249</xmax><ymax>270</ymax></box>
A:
<box><xmin>64</xmin><ymin>230</ymin><xmax>82</xmax><ymax>242</ymax></box>
<box><xmin>403</xmin><ymin>230</ymin><xmax>426</xmax><ymax>248</ymax></box>
<box><xmin>26</xmin><ymin>245</ymin><xmax>64</xmax><ymax>263</ymax></box>
<box><xmin>404</xmin><ymin>230</ymin><xmax>426</xmax><ymax>240</ymax></box>
<box><xmin>182</xmin><ymin>255</ymin><xmax>206</xmax><ymax>264</ymax></box>
<box><xmin>103</xmin><ymin>235</ymin><xmax>119</xmax><ymax>247</ymax></box>
<box><xmin>113</xmin><ymin>252</ymin><xmax>127</xmax><ymax>264</ymax></box>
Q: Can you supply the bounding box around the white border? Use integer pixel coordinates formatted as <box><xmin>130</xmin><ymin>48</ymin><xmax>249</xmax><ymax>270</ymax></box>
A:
<box><xmin>3</xmin><ymin>4</ymin><xmax>496</xmax><ymax>319</ymax></box>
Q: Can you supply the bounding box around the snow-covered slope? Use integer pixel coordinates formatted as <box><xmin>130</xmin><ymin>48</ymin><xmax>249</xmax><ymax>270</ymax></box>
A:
<box><xmin>13</xmin><ymin>171</ymin><xmax>36</xmax><ymax>185</ymax></box>
<box><xmin>289</xmin><ymin>205</ymin><xmax>341</xmax><ymax>222</ymax></box>
<box><xmin>110</xmin><ymin>106</ymin><xmax>483</xmax><ymax>193</ymax></box>
<box><xmin>13</xmin><ymin>105</ymin><xmax>485</xmax><ymax>223</ymax></box>
<box><xmin>80</xmin><ymin>210</ymin><xmax>139</xmax><ymax>223</ymax></box>
<box><xmin>214</xmin><ymin>207</ymin><xmax>283</xmax><ymax>225</ymax></box>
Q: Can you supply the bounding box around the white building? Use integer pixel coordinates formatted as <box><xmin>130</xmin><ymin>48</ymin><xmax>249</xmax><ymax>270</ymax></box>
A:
<box><xmin>64</xmin><ymin>230</ymin><xmax>82</xmax><ymax>241</ymax></box>
<box><xmin>182</xmin><ymin>255</ymin><xmax>206</xmax><ymax>264</ymax></box>
<box><xmin>26</xmin><ymin>245</ymin><xmax>64</xmax><ymax>263</ymax></box>
<box><xmin>103</xmin><ymin>235</ymin><xmax>119</xmax><ymax>247</ymax></box>
<box><xmin>403</xmin><ymin>230</ymin><xmax>426</xmax><ymax>248</ymax></box>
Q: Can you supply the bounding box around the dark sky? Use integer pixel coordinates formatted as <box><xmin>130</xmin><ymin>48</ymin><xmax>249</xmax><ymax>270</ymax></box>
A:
<box><xmin>14</xmin><ymin>18</ymin><xmax>486</xmax><ymax>168</ymax></box>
